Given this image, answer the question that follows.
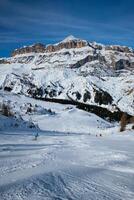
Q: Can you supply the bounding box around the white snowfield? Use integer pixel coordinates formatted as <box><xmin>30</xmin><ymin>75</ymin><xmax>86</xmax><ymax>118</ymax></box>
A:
<box><xmin>0</xmin><ymin>36</ymin><xmax>134</xmax><ymax>200</ymax></box>
<box><xmin>0</xmin><ymin>92</ymin><xmax>134</xmax><ymax>200</ymax></box>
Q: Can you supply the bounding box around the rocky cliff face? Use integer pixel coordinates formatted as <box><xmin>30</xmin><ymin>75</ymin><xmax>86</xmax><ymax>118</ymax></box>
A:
<box><xmin>11</xmin><ymin>36</ymin><xmax>87</xmax><ymax>56</ymax></box>
<box><xmin>12</xmin><ymin>41</ymin><xmax>133</xmax><ymax>57</ymax></box>
<box><xmin>45</xmin><ymin>40</ymin><xmax>87</xmax><ymax>53</ymax></box>
<box><xmin>10</xmin><ymin>36</ymin><xmax>134</xmax><ymax>72</ymax></box>
<box><xmin>105</xmin><ymin>45</ymin><xmax>133</xmax><ymax>53</ymax></box>
<box><xmin>11</xmin><ymin>43</ymin><xmax>46</xmax><ymax>56</ymax></box>
<box><xmin>115</xmin><ymin>59</ymin><xmax>134</xmax><ymax>70</ymax></box>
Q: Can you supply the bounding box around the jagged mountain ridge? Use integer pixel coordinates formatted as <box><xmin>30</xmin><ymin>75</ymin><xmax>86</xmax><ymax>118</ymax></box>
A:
<box><xmin>0</xmin><ymin>35</ymin><xmax>134</xmax><ymax>119</ymax></box>
<box><xmin>1</xmin><ymin>35</ymin><xmax>134</xmax><ymax>71</ymax></box>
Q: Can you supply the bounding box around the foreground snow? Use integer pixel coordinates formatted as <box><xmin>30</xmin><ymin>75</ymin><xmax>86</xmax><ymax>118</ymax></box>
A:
<box><xmin>0</xmin><ymin>128</ymin><xmax>134</xmax><ymax>200</ymax></box>
<box><xmin>0</xmin><ymin>93</ymin><xmax>134</xmax><ymax>200</ymax></box>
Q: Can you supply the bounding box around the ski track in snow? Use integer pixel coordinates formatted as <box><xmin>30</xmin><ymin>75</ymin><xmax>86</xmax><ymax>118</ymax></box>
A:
<box><xmin>0</xmin><ymin>92</ymin><xmax>134</xmax><ymax>200</ymax></box>
<box><xmin>0</xmin><ymin>129</ymin><xmax>134</xmax><ymax>200</ymax></box>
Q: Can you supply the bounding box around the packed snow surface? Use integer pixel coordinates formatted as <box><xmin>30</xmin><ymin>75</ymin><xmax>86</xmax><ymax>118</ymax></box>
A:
<box><xmin>0</xmin><ymin>92</ymin><xmax>134</xmax><ymax>200</ymax></box>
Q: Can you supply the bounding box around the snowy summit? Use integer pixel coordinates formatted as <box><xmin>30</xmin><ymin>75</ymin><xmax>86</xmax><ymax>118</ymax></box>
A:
<box><xmin>61</xmin><ymin>35</ymin><xmax>81</xmax><ymax>43</ymax></box>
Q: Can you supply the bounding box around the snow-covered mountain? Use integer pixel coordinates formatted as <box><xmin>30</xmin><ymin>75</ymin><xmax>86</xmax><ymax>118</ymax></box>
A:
<box><xmin>0</xmin><ymin>36</ymin><xmax>134</xmax><ymax>119</ymax></box>
<box><xmin>0</xmin><ymin>36</ymin><xmax>134</xmax><ymax>200</ymax></box>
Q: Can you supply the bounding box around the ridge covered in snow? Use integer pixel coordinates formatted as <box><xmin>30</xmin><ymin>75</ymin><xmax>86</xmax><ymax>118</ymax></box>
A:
<box><xmin>0</xmin><ymin>36</ymin><xmax>134</xmax><ymax>118</ymax></box>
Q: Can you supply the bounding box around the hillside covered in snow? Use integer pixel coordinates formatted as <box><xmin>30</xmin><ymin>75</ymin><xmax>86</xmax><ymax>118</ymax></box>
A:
<box><xmin>0</xmin><ymin>36</ymin><xmax>134</xmax><ymax>200</ymax></box>
<box><xmin>0</xmin><ymin>35</ymin><xmax>134</xmax><ymax>118</ymax></box>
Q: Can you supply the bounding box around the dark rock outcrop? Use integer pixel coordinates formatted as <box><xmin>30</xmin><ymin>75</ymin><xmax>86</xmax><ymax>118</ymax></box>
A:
<box><xmin>0</xmin><ymin>59</ymin><xmax>10</xmax><ymax>64</ymax></box>
<box><xmin>105</xmin><ymin>45</ymin><xmax>133</xmax><ymax>53</ymax></box>
<box><xmin>70</xmin><ymin>54</ymin><xmax>106</xmax><ymax>68</ymax></box>
<box><xmin>115</xmin><ymin>59</ymin><xmax>131</xmax><ymax>70</ymax></box>
<box><xmin>11</xmin><ymin>43</ymin><xmax>46</xmax><ymax>56</ymax></box>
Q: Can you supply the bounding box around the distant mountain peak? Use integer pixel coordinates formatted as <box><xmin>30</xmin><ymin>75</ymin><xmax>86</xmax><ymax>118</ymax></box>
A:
<box><xmin>61</xmin><ymin>35</ymin><xmax>81</xmax><ymax>43</ymax></box>
<box><xmin>9</xmin><ymin>35</ymin><xmax>133</xmax><ymax>58</ymax></box>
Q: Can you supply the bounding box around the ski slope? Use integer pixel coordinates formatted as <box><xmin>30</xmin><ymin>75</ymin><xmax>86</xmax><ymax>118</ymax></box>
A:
<box><xmin>0</xmin><ymin>94</ymin><xmax>134</xmax><ymax>200</ymax></box>
<box><xmin>0</xmin><ymin>127</ymin><xmax>134</xmax><ymax>200</ymax></box>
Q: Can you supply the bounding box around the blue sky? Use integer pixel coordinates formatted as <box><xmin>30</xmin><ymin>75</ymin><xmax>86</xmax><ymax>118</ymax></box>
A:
<box><xmin>0</xmin><ymin>0</ymin><xmax>134</xmax><ymax>57</ymax></box>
